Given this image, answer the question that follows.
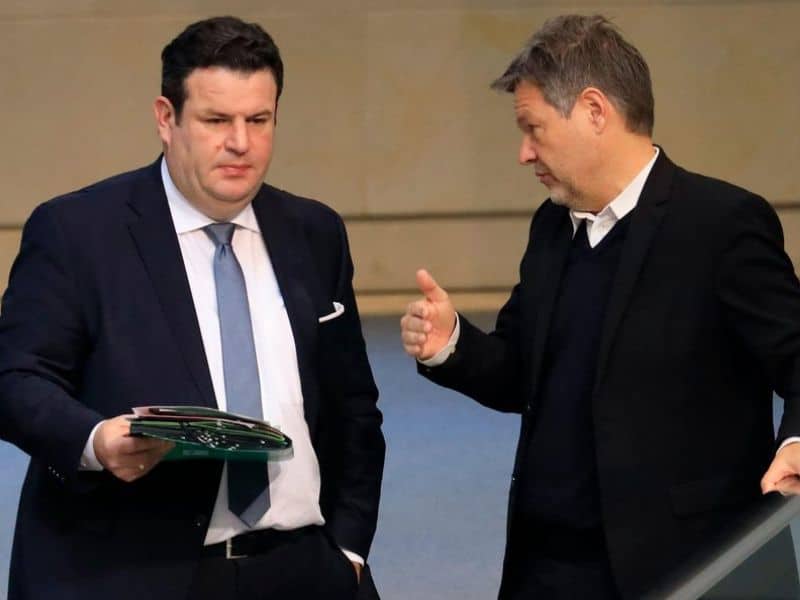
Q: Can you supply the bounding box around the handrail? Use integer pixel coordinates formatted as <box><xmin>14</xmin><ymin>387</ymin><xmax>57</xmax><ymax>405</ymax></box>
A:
<box><xmin>652</xmin><ymin>495</ymin><xmax>800</xmax><ymax>599</ymax></box>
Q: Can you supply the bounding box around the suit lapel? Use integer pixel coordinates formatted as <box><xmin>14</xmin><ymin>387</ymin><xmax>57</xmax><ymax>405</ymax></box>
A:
<box><xmin>527</xmin><ymin>208</ymin><xmax>573</xmax><ymax>397</ymax></box>
<box><xmin>252</xmin><ymin>188</ymin><xmax>322</xmax><ymax>431</ymax></box>
<box><xmin>594</xmin><ymin>150</ymin><xmax>675</xmax><ymax>386</ymax></box>
<box><xmin>126</xmin><ymin>160</ymin><xmax>216</xmax><ymax>408</ymax></box>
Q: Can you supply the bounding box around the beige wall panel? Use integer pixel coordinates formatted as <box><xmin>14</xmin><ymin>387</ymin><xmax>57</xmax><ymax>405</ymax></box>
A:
<box><xmin>347</xmin><ymin>216</ymin><xmax>530</xmax><ymax>291</ymax></box>
<box><xmin>777</xmin><ymin>209</ymin><xmax>800</xmax><ymax>271</ymax></box>
<box><xmin>0</xmin><ymin>20</ymin><xmax>167</xmax><ymax>225</ymax></box>
<box><xmin>364</xmin><ymin>10</ymin><xmax>540</xmax><ymax>217</ymax></box>
<box><xmin>363</xmin><ymin>2</ymin><xmax>798</xmax><ymax>218</ymax></box>
<box><xmin>264</xmin><ymin>14</ymin><xmax>368</xmax><ymax>215</ymax></box>
<box><xmin>1</xmin><ymin>1</ymin><xmax>796</xmax><ymax>230</ymax></box>
<box><xmin>356</xmin><ymin>290</ymin><xmax>509</xmax><ymax>315</ymax></box>
<box><xmin>354</xmin><ymin>205</ymin><xmax>800</xmax><ymax>314</ymax></box>
<box><xmin>0</xmin><ymin>1</ymin><xmax>367</xmax><ymax>19</ymax></box>
<box><xmin>0</xmin><ymin>0</ymin><xmax>780</xmax><ymax>19</ymax></box>
<box><xmin>0</xmin><ymin>230</ymin><xmax>22</xmax><ymax>294</ymax></box>
<box><xmin>632</xmin><ymin>2</ymin><xmax>800</xmax><ymax>202</ymax></box>
<box><xmin>0</xmin><ymin>13</ymin><xmax>368</xmax><ymax>225</ymax></box>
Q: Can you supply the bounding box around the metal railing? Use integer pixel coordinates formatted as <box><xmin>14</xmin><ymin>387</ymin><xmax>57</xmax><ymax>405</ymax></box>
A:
<box><xmin>653</xmin><ymin>495</ymin><xmax>800</xmax><ymax>599</ymax></box>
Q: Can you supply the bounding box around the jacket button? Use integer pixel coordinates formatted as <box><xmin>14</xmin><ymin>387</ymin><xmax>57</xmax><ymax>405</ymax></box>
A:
<box><xmin>194</xmin><ymin>514</ymin><xmax>208</xmax><ymax>528</ymax></box>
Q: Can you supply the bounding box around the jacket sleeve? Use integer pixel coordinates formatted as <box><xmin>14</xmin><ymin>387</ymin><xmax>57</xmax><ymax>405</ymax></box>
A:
<box><xmin>417</xmin><ymin>285</ymin><xmax>526</xmax><ymax>414</ymax></box>
<box><xmin>416</xmin><ymin>207</ymin><xmax>550</xmax><ymax>414</ymax></box>
<box><xmin>0</xmin><ymin>202</ymin><xmax>104</xmax><ymax>482</ymax></box>
<box><xmin>714</xmin><ymin>192</ymin><xmax>800</xmax><ymax>444</ymax></box>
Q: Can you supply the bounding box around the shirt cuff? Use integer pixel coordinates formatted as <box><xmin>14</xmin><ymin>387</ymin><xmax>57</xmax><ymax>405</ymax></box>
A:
<box><xmin>79</xmin><ymin>421</ymin><xmax>105</xmax><ymax>471</ymax></box>
<box><xmin>341</xmin><ymin>548</ymin><xmax>364</xmax><ymax>566</ymax></box>
<box><xmin>418</xmin><ymin>314</ymin><xmax>460</xmax><ymax>367</ymax></box>
<box><xmin>778</xmin><ymin>437</ymin><xmax>800</xmax><ymax>453</ymax></box>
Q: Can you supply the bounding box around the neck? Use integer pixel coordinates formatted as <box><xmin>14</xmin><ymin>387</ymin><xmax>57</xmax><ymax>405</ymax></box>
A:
<box><xmin>585</xmin><ymin>135</ymin><xmax>655</xmax><ymax>212</ymax></box>
<box><xmin>196</xmin><ymin>201</ymin><xmax>252</xmax><ymax>223</ymax></box>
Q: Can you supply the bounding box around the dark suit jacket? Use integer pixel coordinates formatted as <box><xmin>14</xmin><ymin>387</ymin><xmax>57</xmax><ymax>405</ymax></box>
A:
<box><xmin>421</xmin><ymin>149</ymin><xmax>800</xmax><ymax>598</ymax></box>
<box><xmin>0</xmin><ymin>159</ymin><xmax>385</xmax><ymax>600</ymax></box>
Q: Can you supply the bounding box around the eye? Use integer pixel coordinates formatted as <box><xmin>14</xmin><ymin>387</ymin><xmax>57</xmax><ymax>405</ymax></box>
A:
<box><xmin>205</xmin><ymin>117</ymin><xmax>226</xmax><ymax>124</ymax></box>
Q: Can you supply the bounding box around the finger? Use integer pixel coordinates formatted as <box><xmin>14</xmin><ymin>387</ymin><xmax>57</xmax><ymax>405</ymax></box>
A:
<box><xmin>114</xmin><ymin>444</ymin><xmax>173</xmax><ymax>479</ymax></box>
<box><xmin>403</xmin><ymin>347</ymin><xmax>420</xmax><ymax>358</ymax></box>
<box><xmin>402</xmin><ymin>338</ymin><xmax>421</xmax><ymax>355</ymax></box>
<box><xmin>416</xmin><ymin>269</ymin><xmax>448</xmax><ymax>303</ymax></box>
<box><xmin>774</xmin><ymin>477</ymin><xmax>800</xmax><ymax>497</ymax></box>
<box><xmin>117</xmin><ymin>436</ymin><xmax>174</xmax><ymax>456</ymax></box>
<box><xmin>134</xmin><ymin>443</ymin><xmax>174</xmax><ymax>467</ymax></box>
<box><xmin>405</xmin><ymin>300</ymin><xmax>429</xmax><ymax>320</ymax></box>
<box><xmin>761</xmin><ymin>460</ymin><xmax>796</xmax><ymax>493</ymax></box>
<box><xmin>402</xmin><ymin>315</ymin><xmax>430</xmax><ymax>334</ymax></box>
<box><xmin>402</xmin><ymin>340</ymin><xmax>424</xmax><ymax>358</ymax></box>
<box><xmin>401</xmin><ymin>329</ymin><xmax>427</xmax><ymax>343</ymax></box>
<box><xmin>108</xmin><ymin>463</ymin><xmax>147</xmax><ymax>483</ymax></box>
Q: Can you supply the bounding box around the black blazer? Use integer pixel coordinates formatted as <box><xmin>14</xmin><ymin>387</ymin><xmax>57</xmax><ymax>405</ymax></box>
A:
<box><xmin>0</xmin><ymin>159</ymin><xmax>385</xmax><ymax>600</ymax></box>
<box><xmin>421</xmin><ymin>150</ymin><xmax>800</xmax><ymax>598</ymax></box>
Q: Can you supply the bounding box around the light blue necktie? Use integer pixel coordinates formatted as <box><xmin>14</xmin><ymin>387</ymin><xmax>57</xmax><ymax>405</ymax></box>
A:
<box><xmin>205</xmin><ymin>222</ymin><xmax>269</xmax><ymax>526</ymax></box>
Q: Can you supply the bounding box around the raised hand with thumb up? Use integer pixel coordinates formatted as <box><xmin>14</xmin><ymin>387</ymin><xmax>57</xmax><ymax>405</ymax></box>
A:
<box><xmin>400</xmin><ymin>269</ymin><xmax>456</xmax><ymax>360</ymax></box>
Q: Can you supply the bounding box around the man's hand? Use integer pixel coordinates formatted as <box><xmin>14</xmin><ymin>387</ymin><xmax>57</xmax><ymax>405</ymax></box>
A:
<box><xmin>93</xmin><ymin>416</ymin><xmax>174</xmax><ymax>482</ymax></box>
<box><xmin>761</xmin><ymin>442</ymin><xmax>800</xmax><ymax>496</ymax></box>
<box><xmin>400</xmin><ymin>269</ymin><xmax>456</xmax><ymax>360</ymax></box>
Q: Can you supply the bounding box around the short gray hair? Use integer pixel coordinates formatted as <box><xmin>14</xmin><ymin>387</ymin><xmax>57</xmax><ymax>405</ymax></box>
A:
<box><xmin>491</xmin><ymin>15</ymin><xmax>654</xmax><ymax>136</ymax></box>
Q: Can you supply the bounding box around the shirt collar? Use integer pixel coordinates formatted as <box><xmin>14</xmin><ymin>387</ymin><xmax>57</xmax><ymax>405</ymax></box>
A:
<box><xmin>160</xmin><ymin>157</ymin><xmax>260</xmax><ymax>235</ymax></box>
<box><xmin>569</xmin><ymin>146</ymin><xmax>659</xmax><ymax>234</ymax></box>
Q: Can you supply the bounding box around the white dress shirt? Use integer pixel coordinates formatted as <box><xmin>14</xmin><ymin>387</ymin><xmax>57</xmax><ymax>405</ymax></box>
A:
<box><xmin>159</xmin><ymin>160</ymin><xmax>326</xmax><ymax>545</ymax></box>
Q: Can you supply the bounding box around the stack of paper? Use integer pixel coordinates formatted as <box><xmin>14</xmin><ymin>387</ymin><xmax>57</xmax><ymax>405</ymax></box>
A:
<box><xmin>128</xmin><ymin>406</ymin><xmax>293</xmax><ymax>462</ymax></box>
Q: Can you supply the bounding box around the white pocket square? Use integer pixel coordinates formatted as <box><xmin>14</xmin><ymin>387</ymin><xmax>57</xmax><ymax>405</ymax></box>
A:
<box><xmin>318</xmin><ymin>302</ymin><xmax>345</xmax><ymax>323</ymax></box>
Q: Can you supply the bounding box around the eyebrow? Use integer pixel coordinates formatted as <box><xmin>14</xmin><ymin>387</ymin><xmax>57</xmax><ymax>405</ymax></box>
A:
<box><xmin>202</xmin><ymin>109</ymin><xmax>274</xmax><ymax>119</ymax></box>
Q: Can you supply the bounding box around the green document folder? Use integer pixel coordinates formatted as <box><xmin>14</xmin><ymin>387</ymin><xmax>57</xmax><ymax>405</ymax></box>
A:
<box><xmin>128</xmin><ymin>406</ymin><xmax>293</xmax><ymax>462</ymax></box>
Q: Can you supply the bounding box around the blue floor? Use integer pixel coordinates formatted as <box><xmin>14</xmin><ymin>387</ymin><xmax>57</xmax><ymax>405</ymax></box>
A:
<box><xmin>0</xmin><ymin>313</ymin><xmax>789</xmax><ymax>599</ymax></box>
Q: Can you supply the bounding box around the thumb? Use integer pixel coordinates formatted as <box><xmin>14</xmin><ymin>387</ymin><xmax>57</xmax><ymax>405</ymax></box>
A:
<box><xmin>416</xmin><ymin>269</ymin><xmax>448</xmax><ymax>303</ymax></box>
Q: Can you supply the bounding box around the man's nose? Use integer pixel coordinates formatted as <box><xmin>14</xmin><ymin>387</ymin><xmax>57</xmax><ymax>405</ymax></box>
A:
<box><xmin>519</xmin><ymin>139</ymin><xmax>537</xmax><ymax>165</ymax></box>
<box><xmin>225</xmin><ymin>120</ymin><xmax>249</xmax><ymax>154</ymax></box>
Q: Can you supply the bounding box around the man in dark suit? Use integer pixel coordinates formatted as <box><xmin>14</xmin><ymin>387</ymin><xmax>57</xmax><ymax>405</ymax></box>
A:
<box><xmin>400</xmin><ymin>14</ymin><xmax>800</xmax><ymax>599</ymax></box>
<box><xmin>0</xmin><ymin>16</ymin><xmax>384</xmax><ymax>600</ymax></box>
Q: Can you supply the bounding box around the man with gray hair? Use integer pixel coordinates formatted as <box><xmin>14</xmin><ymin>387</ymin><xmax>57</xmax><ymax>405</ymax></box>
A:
<box><xmin>401</xmin><ymin>14</ymin><xmax>800</xmax><ymax>598</ymax></box>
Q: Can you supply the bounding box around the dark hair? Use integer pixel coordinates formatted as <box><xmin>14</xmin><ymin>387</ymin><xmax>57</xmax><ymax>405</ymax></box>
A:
<box><xmin>491</xmin><ymin>15</ymin><xmax>654</xmax><ymax>136</ymax></box>
<box><xmin>161</xmin><ymin>16</ymin><xmax>284</xmax><ymax>119</ymax></box>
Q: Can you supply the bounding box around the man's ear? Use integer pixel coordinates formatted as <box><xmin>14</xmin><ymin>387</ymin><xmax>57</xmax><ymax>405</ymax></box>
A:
<box><xmin>153</xmin><ymin>96</ymin><xmax>177</xmax><ymax>145</ymax></box>
<box><xmin>577</xmin><ymin>87</ymin><xmax>610</xmax><ymax>133</ymax></box>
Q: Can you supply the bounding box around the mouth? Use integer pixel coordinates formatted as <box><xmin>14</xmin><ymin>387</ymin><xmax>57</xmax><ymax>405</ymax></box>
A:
<box><xmin>218</xmin><ymin>164</ymin><xmax>252</xmax><ymax>176</ymax></box>
<box><xmin>535</xmin><ymin>172</ymin><xmax>555</xmax><ymax>185</ymax></box>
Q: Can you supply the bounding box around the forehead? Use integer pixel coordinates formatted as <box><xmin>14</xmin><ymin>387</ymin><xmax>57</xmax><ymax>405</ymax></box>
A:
<box><xmin>513</xmin><ymin>80</ymin><xmax>550</xmax><ymax>115</ymax></box>
<box><xmin>183</xmin><ymin>67</ymin><xmax>277</xmax><ymax>111</ymax></box>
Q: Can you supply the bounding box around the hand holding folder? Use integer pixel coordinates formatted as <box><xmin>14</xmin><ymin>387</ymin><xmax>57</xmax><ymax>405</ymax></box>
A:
<box><xmin>128</xmin><ymin>406</ymin><xmax>293</xmax><ymax>462</ymax></box>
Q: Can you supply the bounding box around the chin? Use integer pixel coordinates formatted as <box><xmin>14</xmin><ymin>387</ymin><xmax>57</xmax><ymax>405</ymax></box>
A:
<box><xmin>547</xmin><ymin>183</ymin><xmax>583</xmax><ymax>211</ymax></box>
<box><xmin>213</xmin><ymin>183</ymin><xmax>259</xmax><ymax>204</ymax></box>
<box><xmin>548</xmin><ymin>190</ymin><xmax>574</xmax><ymax>208</ymax></box>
